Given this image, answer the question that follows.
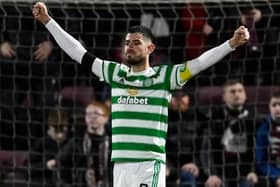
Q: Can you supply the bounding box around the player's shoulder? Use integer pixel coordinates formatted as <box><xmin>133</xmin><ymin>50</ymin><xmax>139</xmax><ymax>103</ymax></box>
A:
<box><xmin>102</xmin><ymin>60</ymin><xmax>129</xmax><ymax>71</ymax></box>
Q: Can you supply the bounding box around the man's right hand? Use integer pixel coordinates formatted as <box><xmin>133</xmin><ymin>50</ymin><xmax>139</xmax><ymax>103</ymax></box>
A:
<box><xmin>0</xmin><ymin>42</ymin><xmax>16</xmax><ymax>58</ymax></box>
<box><xmin>33</xmin><ymin>2</ymin><xmax>51</xmax><ymax>24</ymax></box>
<box><xmin>46</xmin><ymin>159</ymin><xmax>56</xmax><ymax>170</ymax></box>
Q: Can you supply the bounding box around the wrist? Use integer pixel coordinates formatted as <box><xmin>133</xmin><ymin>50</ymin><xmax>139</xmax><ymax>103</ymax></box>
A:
<box><xmin>229</xmin><ymin>38</ymin><xmax>238</xmax><ymax>49</ymax></box>
<box><xmin>42</xmin><ymin>16</ymin><xmax>51</xmax><ymax>25</ymax></box>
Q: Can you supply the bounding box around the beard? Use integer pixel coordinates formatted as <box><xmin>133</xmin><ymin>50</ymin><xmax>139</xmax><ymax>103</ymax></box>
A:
<box><xmin>125</xmin><ymin>55</ymin><xmax>145</xmax><ymax>66</ymax></box>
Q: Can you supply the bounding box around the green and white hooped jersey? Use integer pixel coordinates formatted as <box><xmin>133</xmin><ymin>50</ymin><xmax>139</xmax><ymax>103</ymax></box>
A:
<box><xmin>97</xmin><ymin>59</ymin><xmax>191</xmax><ymax>163</ymax></box>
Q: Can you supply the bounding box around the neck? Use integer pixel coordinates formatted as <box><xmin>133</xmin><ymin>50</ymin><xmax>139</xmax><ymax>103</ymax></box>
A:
<box><xmin>131</xmin><ymin>58</ymin><xmax>150</xmax><ymax>72</ymax></box>
<box><xmin>226</xmin><ymin>104</ymin><xmax>243</xmax><ymax>111</ymax></box>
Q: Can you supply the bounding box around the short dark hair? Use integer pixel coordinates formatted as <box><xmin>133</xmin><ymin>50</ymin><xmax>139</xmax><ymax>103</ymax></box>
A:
<box><xmin>223</xmin><ymin>79</ymin><xmax>243</xmax><ymax>88</ymax></box>
<box><xmin>271</xmin><ymin>91</ymin><xmax>280</xmax><ymax>99</ymax></box>
<box><xmin>128</xmin><ymin>25</ymin><xmax>155</xmax><ymax>43</ymax></box>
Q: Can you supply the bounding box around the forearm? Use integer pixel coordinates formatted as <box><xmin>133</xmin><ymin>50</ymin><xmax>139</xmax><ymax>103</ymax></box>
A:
<box><xmin>187</xmin><ymin>40</ymin><xmax>234</xmax><ymax>76</ymax></box>
<box><xmin>45</xmin><ymin>19</ymin><xmax>87</xmax><ymax>63</ymax></box>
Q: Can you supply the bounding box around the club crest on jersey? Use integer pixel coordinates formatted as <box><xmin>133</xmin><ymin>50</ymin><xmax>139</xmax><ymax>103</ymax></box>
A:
<box><xmin>143</xmin><ymin>78</ymin><xmax>153</xmax><ymax>87</ymax></box>
<box><xmin>127</xmin><ymin>88</ymin><xmax>138</xmax><ymax>96</ymax></box>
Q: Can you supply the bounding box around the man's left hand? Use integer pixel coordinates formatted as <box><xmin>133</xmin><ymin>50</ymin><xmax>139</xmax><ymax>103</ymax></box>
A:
<box><xmin>229</xmin><ymin>26</ymin><xmax>250</xmax><ymax>49</ymax></box>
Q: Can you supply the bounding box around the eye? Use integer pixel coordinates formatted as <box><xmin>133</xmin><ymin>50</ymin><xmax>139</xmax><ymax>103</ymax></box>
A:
<box><xmin>133</xmin><ymin>40</ymin><xmax>141</xmax><ymax>45</ymax></box>
<box><xmin>272</xmin><ymin>103</ymin><xmax>280</xmax><ymax>107</ymax></box>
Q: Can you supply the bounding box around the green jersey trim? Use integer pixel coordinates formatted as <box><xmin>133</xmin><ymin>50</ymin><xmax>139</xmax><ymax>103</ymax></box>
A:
<box><xmin>152</xmin><ymin>161</ymin><xmax>161</xmax><ymax>187</ymax></box>
<box><xmin>108</xmin><ymin>62</ymin><xmax>116</xmax><ymax>84</ymax></box>
<box><xmin>117</xmin><ymin>66</ymin><xmax>163</xmax><ymax>81</ymax></box>
<box><xmin>111</xmin><ymin>158</ymin><xmax>165</xmax><ymax>164</ymax></box>
<box><xmin>112</xmin><ymin>142</ymin><xmax>165</xmax><ymax>153</ymax></box>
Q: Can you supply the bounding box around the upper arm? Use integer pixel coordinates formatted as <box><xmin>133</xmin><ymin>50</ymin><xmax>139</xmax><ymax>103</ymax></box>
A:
<box><xmin>169</xmin><ymin>62</ymin><xmax>194</xmax><ymax>90</ymax></box>
<box><xmin>81</xmin><ymin>52</ymin><xmax>118</xmax><ymax>84</ymax></box>
<box><xmin>81</xmin><ymin>52</ymin><xmax>103</xmax><ymax>79</ymax></box>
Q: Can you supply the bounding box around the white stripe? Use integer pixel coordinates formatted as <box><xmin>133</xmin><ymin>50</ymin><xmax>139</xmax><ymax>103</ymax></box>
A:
<box><xmin>112</xmin><ymin>88</ymin><xmax>170</xmax><ymax>99</ymax></box>
<box><xmin>112</xmin><ymin>119</ymin><xmax>168</xmax><ymax>132</ymax></box>
<box><xmin>269</xmin><ymin>137</ymin><xmax>280</xmax><ymax>143</ymax></box>
<box><xmin>112</xmin><ymin>104</ymin><xmax>168</xmax><ymax>116</ymax></box>
<box><xmin>92</xmin><ymin>58</ymin><xmax>102</xmax><ymax>78</ymax></box>
<box><xmin>170</xmin><ymin>64</ymin><xmax>179</xmax><ymax>90</ymax></box>
<box><xmin>103</xmin><ymin>60</ymin><xmax>114</xmax><ymax>83</ymax></box>
<box><xmin>112</xmin><ymin>135</ymin><xmax>166</xmax><ymax>147</ymax></box>
<box><xmin>152</xmin><ymin>66</ymin><xmax>167</xmax><ymax>85</ymax></box>
<box><xmin>271</xmin><ymin>144</ymin><xmax>280</xmax><ymax>149</ymax></box>
<box><xmin>112</xmin><ymin>150</ymin><xmax>166</xmax><ymax>161</ymax></box>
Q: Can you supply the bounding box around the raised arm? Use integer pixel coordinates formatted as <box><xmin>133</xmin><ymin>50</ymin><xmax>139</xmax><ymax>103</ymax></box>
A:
<box><xmin>32</xmin><ymin>2</ymin><xmax>87</xmax><ymax>63</ymax></box>
<box><xmin>180</xmin><ymin>26</ymin><xmax>250</xmax><ymax>82</ymax></box>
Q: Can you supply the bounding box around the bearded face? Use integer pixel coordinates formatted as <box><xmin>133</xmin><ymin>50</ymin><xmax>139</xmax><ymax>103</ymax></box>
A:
<box><xmin>123</xmin><ymin>33</ymin><xmax>153</xmax><ymax>67</ymax></box>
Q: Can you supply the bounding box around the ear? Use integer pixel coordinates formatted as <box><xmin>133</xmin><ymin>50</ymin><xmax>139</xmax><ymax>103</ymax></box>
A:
<box><xmin>147</xmin><ymin>43</ymin><xmax>156</xmax><ymax>54</ymax></box>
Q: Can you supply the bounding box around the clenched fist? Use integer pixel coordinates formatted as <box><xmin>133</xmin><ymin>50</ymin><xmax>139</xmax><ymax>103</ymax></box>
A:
<box><xmin>229</xmin><ymin>26</ymin><xmax>250</xmax><ymax>49</ymax></box>
<box><xmin>33</xmin><ymin>2</ymin><xmax>51</xmax><ymax>24</ymax></box>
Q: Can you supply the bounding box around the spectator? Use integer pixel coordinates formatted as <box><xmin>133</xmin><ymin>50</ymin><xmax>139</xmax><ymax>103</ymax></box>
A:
<box><xmin>240</xmin><ymin>7</ymin><xmax>262</xmax><ymax>54</ymax></box>
<box><xmin>0</xmin><ymin>3</ymin><xmax>57</xmax><ymax>149</ymax></box>
<box><xmin>27</xmin><ymin>108</ymin><xmax>70</xmax><ymax>187</ymax></box>
<box><xmin>0</xmin><ymin>4</ymin><xmax>56</xmax><ymax>111</ymax></box>
<box><xmin>140</xmin><ymin>8</ymin><xmax>172</xmax><ymax>66</ymax></box>
<box><xmin>256</xmin><ymin>91</ymin><xmax>280</xmax><ymax>187</ymax></box>
<box><xmin>224</xmin><ymin>2</ymin><xmax>265</xmax><ymax>57</ymax></box>
<box><xmin>167</xmin><ymin>91</ymin><xmax>208</xmax><ymax>187</ymax></box>
<box><xmin>52</xmin><ymin>101</ymin><xmax>111</xmax><ymax>187</ymax></box>
<box><xmin>181</xmin><ymin>3</ymin><xmax>216</xmax><ymax>59</ymax></box>
<box><xmin>203</xmin><ymin>79</ymin><xmax>259</xmax><ymax>187</ymax></box>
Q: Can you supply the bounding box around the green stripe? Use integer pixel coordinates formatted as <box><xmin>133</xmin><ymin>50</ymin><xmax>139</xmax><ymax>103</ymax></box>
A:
<box><xmin>152</xmin><ymin>161</ymin><xmax>161</xmax><ymax>187</ymax></box>
<box><xmin>112</xmin><ymin>127</ymin><xmax>167</xmax><ymax>138</ymax></box>
<box><xmin>108</xmin><ymin>62</ymin><xmax>116</xmax><ymax>84</ymax></box>
<box><xmin>112</xmin><ymin>111</ymin><xmax>168</xmax><ymax>123</ymax></box>
<box><xmin>112</xmin><ymin>142</ymin><xmax>165</xmax><ymax>153</ymax></box>
<box><xmin>112</xmin><ymin>158</ymin><xmax>165</xmax><ymax>164</ymax></box>
<box><xmin>116</xmin><ymin>66</ymin><xmax>163</xmax><ymax>81</ymax></box>
<box><xmin>165</xmin><ymin>65</ymin><xmax>174</xmax><ymax>91</ymax></box>
<box><xmin>111</xmin><ymin>96</ymin><xmax>169</xmax><ymax>107</ymax></box>
<box><xmin>111</xmin><ymin>80</ymin><xmax>167</xmax><ymax>90</ymax></box>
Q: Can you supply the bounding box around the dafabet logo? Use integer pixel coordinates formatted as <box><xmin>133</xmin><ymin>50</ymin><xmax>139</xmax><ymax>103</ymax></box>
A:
<box><xmin>117</xmin><ymin>96</ymin><xmax>148</xmax><ymax>105</ymax></box>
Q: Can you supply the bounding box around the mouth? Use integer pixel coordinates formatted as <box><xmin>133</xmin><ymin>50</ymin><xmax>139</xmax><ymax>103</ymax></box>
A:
<box><xmin>125</xmin><ymin>54</ymin><xmax>134</xmax><ymax>60</ymax></box>
<box><xmin>126</xmin><ymin>49</ymin><xmax>135</xmax><ymax>54</ymax></box>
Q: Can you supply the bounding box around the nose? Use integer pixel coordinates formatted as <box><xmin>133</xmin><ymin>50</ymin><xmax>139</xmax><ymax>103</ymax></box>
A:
<box><xmin>127</xmin><ymin>44</ymin><xmax>134</xmax><ymax>50</ymax></box>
